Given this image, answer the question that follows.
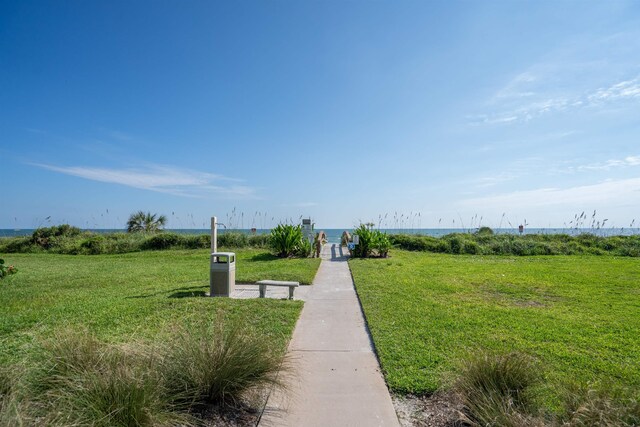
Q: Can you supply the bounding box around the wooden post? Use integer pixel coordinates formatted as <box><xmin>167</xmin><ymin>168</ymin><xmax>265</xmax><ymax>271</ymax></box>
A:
<box><xmin>211</xmin><ymin>216</ymin><xmax>217</xmax><ymax>253</ymax></box>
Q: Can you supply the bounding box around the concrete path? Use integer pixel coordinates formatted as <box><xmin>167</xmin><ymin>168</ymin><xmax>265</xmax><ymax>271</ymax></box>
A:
<box><xmin>259</xmin><ymin>244</ymin><xmax>400</xmax><ymax>427</ymax></box>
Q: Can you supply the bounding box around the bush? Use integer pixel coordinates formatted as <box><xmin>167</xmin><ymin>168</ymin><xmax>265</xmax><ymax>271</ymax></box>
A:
<box><xmin>181</xmin><ymin>234</ymin><xmax>209</xmax><ymax>249</ymax></box>
<box><xmin>0</xmin><ymin>237</ymin><xmax>33</xmax><ymax>253</ymax></box>
<box><xmin>374</xmin><ymin>232</ymin><xmax>391</xmax><ymax>258</ymax></box>
<box><xmin>141</xmin><ymin>233</ymin><xmax>183</xmax><ymax>250</ymax></box>
<box><xmin>269</xmin><ymin>224</ymin><xmax>307</xmax><ymax>258</ymax></box>
<box><xmin>351</xmin><ymin>225</ymin><xmax>391</xmax><ymax>258</ymax></box>
<box><xmin>31</xmin><ymin>224</ymin><xmax>81</xmax><ymax>249</ymax></box>
<box><xmin>476</xmin><ymin>226</ymin><xmax>494</xmax><ymax>235</ymax></box>
<box><xmin>217</xmin><ymin>232</ymin><xmax>249</xmax><ymax>248</ymax></box>
<box><xmin>448</xmin><ymin>236</ymin><xmax>464</xmax><ymax>254</ymax></box>
<box><xmin>80</xmin><ymin>235</ymin><xmax>106</xmax><ymax>255</ymax></box>
<box><xmin>389</xmin><ymin>232</ymin><xmax>640</xmax><ymax>257</ymax></box>
<box><xmin>296</xmin><ymin>237</ymin><xmax>313</xmax><ymax>258</ymax></box>
<box><xmin>248</xmin><ymin>234</ymin><xmax>270</xmax><ymax>248</ymax></box>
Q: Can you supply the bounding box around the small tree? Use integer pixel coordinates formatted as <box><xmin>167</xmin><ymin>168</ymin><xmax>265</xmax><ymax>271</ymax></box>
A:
<box><xmin>126</xmin><ymin>211</ymin><xmax>167</xmax><ymax>233</ymax></box>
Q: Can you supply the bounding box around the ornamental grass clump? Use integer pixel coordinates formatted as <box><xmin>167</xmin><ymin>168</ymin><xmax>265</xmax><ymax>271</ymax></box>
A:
<box><xmin>558</xmin><ymin>384</ymin><xmax>640</xmax><ymax>427</ymax></box>
<box><xmin>16</xmin><ymin>329</ymin><xmax>187</xmax><ymax>427</ymax></box>
<box><xmin>455</xmin><ymin>351</ymin><xmax>541</xmax><ymax>427</ymax></box>
<box><xmin>1</xmin><ymin>320</ymin><xmax>286</xmax><ymax>426</ymax></box>
<box><xmin>158</xmin><ymin>320</ymin><xmax>288</xmax><ymax>408</ymax></box>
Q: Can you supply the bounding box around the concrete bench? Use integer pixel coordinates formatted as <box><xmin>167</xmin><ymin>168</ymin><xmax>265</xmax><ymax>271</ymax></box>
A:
<box><xmin>256</xmin><ymin>280</ymin><xmax>300</xmax><ymax>300</ymax></box>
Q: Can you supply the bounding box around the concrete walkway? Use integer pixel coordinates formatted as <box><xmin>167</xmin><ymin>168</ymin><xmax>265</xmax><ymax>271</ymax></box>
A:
<box><xmin>259</xmin><ymin>244</ymin><xmax>400</xmax><ymax>427</ymax></box>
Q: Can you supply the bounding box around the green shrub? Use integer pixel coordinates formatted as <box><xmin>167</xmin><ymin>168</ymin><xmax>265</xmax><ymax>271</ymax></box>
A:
<box><xmin>448</xmin><ymin>235</ymin><xmax>464</xmax><ymax>254</ymax></box>
<box><xmin>296</xmin><ymin>237</ymin><xmax>313</xmax><ymax>258</ymax></box>
<box><xmin>80</xmin><ymin>235</ymin><xmax>106</xmax><ymax>255</ymax></box>
<box><xmin>31</xmin><ymin>224</ymin><xmax>81</xmax><ymax>249</ymax></box>
<box><xmin>0</xmin><ymin>237</ymin><xmax>33</xmax><ymax>253</ymax></box>
<box><xmin>141</xmin><ymin>233</ymin><xmax>182</xmax><ymax>250</ymax></box>
<box><xmin>218</xmin><ymin>232</ymin><xmax>249</xmax><ymax>248</ymax></box>
<box><xmin>476</xmin><ymin>226</ymin><xmax>495</xmax><ymax>235</ymax></box>
<box><xmin>389</xmin><ymin>232</ymin><xmax>640</xmax><ymax>257</ymax></box>
<box><xmin>351</xmin><ymin>225</ymin><xmax>391</xmax><ymax>258</ymax></box>
<box><xmin>374</xmin><ymin>232</ymin><xmax>391</xmax><ymax>258</ymax></box>
<box><xmin>351</xmin><ymin>225</ymin><xmax>375</xmax><ymax>258</ymax></box>
<box><xmin>181</xmin><ymin>234</ymin><xmax>209</xmax><ymax>249</ymax></box>
<box><xmin>248</xmin><ymin>234</ymin><xmax>270</xmax><ymax>248</ymax></box>
<box><xmin>463</xmin><ymin>239</ymin><xmax>480</xmax><ymax>254</ymax></box>
<box><xmin>270</xmin><ymin>224</ymin><xmax>307</xmax><ymax>258</ymax></box>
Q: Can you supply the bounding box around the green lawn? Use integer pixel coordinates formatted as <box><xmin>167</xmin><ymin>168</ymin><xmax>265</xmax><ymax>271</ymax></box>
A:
<box><xmin>0</xmin><ymin>249</ymin><xmax>320</xmax><ymax>365</ymax></box>
<box><xmin>350</xmin><ymin>251</ymin><xmax>640</xmax><ymax>404</ymax></box>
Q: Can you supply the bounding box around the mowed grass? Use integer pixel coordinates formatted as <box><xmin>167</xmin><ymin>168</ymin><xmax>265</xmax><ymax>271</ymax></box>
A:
<box><xmin>349</xmin><ymin>250</ymin><xmax>640</xmax><ymax>404</ymax></box>
<box><xmin>0</xmin><ymin>249</ymin><xmax>320</xmax><ymax>365</ymax></box>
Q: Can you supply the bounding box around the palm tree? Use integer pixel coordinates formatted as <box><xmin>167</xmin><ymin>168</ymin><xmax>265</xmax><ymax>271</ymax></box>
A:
<box><xmin>126</xmin><ymin>211</ymin><xmax>167</xmax><ymax>233</ymax></box>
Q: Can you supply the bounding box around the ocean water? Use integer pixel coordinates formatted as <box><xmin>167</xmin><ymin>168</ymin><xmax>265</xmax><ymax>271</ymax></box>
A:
<box><xmin>1</xmin><ymin>227</ymin><xmax>638</xmax><ymax>243</ymax></box>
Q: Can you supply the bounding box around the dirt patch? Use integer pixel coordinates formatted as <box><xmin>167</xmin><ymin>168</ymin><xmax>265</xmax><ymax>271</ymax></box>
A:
<box><xmin>201</xmin><ymin>404</ymin><xmax>260</xmax><ymax>427</ymax></box>
<box><xmin>393</xmin><ymin>392</ymin><xmax>466</xmax><ymax>427</ymax></box>
<box><xmin>198</xmin><ymin>389</ymin><xmax>268</xmax><ymax>427</ymax></box>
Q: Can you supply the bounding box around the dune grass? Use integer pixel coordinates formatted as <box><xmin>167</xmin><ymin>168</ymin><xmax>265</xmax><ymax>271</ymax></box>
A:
<box><xmin>0</xmin><ymin>249</ymin><xmax>319</xmax><ymax>365</ymax></box>
<box><xmin>349</xmin><ymin>250</ymin><xmax>640</xmax><ymax>408</ymax></box>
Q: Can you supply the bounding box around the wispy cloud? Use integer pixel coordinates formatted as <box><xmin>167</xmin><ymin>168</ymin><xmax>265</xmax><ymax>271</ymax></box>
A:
<box><xmin>588</xmin><ymin>78</ymin><xmax>640</xmax><ymax>102</ymax></box>
<box><xmin>32</xmin><ymin>163</ymin><xmax>256</xmax><ymax>198</ymax></box>
<box><xmin>460</xmin><ymin>177</ymin><xmax>640</xmax><ymax>209</ymax></box>
<box><xmin>570</xmin><ymin>155</ymin><xmax>640</xmax><ymax>172</ymax></box>
<box><xmin>473</xmin><ymin>72</ymin><xmax>640</xmax><ymax>125</ymax></box>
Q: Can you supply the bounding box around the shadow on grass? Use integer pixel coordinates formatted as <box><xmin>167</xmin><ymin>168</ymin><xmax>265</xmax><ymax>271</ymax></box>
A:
<box><xmin>126</xmin><ymin>284</ymin><xmax>206</xmax><ymax>299</ymax></box>
<box><xmin>249</xmin><ymin>253</ymin><xmax>279</xmax><ymax>262</ymax></box>
<box><xmin>169</xmin><ymin>290</ymin><xmax>207</xmax><ymax>298</ymax></box>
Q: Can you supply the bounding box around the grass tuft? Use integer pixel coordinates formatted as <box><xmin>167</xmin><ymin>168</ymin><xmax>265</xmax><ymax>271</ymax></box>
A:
<box><xmin>159</xmin><ymin>319</ymin><xmax>288</xmax><ymax>408</ymax></box>
<box><xmin>28</xmin><ymin>329</ymin><xmax>190</xmax><ymax>427</ymax></box>
<box><xmin>558</xmin><ymin>384</ymin><xmax>640</xmax><ymax>427</ymax></box>
<box><xmin>0</xmin><ymin>320</ymin><xmax>289</xmax><ymax>426</ymax></box>
<box><xmin>455</xmin><ymin>351</ymin><xmax>540</xmax><ymax>427</ymax></box>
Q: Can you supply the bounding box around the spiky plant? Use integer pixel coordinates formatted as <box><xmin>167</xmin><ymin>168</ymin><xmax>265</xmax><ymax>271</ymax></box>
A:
<box><xmin>126</xmin><ymin>211</ymin><xmax>167</xmax><ymax>233</ymax></box>
<box><xmin>269</xmin><ymin>224</ymin><xmax>306</xmax><ymax>258</ymax></box>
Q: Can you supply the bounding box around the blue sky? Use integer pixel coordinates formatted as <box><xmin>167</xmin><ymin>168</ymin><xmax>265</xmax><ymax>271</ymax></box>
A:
<box><xmin>2</xmin><ymin>1</ymin><xmax>639</xmax><ymax>229</ymax></box>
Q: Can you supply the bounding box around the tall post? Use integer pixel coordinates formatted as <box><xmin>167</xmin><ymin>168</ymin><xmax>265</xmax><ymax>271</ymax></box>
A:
<box><xmin>211</xmin><ymin>216</ymin><xmax>217</xmax><ymax>253</ymax></box>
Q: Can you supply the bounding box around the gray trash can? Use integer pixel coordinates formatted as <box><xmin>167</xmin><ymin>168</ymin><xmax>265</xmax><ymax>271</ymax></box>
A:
<box><xmin>210</xmin><ymin>252</ymin><xmax>236</xmax><ymax>297</ymax></box>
